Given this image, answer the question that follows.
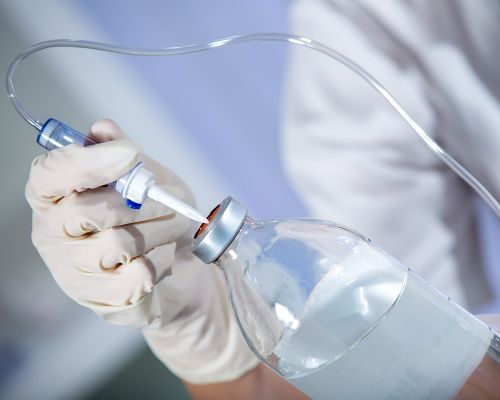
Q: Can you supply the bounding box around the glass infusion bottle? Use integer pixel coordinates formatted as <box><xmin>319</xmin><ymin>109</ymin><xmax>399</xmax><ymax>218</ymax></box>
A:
<box><xmin>192</xmin><ymin>197</ymin><xmax>500</xmax><ymax>399</ymax></box>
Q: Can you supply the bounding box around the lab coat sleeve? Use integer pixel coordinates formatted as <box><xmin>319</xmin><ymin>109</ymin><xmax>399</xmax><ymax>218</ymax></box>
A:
<box><xmin>422</xmin><ymin>44</ymin><xmax>500</xmax><ymax>203</ymax></box>
<box><xmin>281</xmin><ymin>0</ymin><xmax>493</xmax><ymax>308</ymax></box>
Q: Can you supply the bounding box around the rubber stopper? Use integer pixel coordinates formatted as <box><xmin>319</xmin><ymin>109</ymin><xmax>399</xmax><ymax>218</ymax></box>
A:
<box><xmin>194</xmin><ymin>204</ymin><xmax>220</xmax><ymax>239</ymax></box>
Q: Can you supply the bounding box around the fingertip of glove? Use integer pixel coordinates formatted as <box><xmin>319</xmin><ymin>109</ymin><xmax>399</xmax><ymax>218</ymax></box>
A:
<box><xmin>89</xmin><ymin>118</ymin><xmax>127</xmax><ymax>141</ymax></box>
<box><xmin>85</xmin><ymin>139</ymin><xmax>142</xmax><ymax>183</ymax></box>
<box><xmin>105</xmin><ymin>138</ymin><xmax>142</xmax><ymax>161</ymax></box>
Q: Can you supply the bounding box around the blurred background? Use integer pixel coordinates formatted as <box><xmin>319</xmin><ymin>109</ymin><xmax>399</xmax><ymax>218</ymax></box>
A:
<box><xmin>0</xmin><ymin>1</ymin><xmax>498</xmax><ymax>399</ymax></box>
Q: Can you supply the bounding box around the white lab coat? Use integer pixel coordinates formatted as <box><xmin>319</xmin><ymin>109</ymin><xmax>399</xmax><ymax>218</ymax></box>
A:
<box><xmin>283</xmin><ymin>0</ymin><xmax>500</xmax><ymax>309</ymax></box>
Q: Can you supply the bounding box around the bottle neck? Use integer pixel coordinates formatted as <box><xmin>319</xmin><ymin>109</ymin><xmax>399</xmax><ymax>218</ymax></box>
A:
<box><xmin>215</xmin><ymin>216</ymin><xmax>256</xmax><ymax>266</ymax></box>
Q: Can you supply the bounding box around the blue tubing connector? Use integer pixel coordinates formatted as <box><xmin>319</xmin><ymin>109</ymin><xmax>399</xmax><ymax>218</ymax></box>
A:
<box><xmin>37</xmin><ymin>118</ymin><xmax>97</xmax><ymax>150</ymax></box>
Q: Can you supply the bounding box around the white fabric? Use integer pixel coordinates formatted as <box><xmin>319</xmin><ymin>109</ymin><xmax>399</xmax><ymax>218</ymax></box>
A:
<box><xmin>26</xmin><ymin>119</ymin><xmax>258</xmax><ymax>383</ymax></box>
<box><xmin>283</xmin><ymin>0</ymin><xmax>500</xmax><ymax>309</ymax></box>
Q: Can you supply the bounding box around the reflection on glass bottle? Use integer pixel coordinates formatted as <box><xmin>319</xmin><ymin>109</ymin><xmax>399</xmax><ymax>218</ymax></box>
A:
<box><xmin>192</xmin><ymin>197</ymin><xmax>500</xmax><ymax>399</ymax></box>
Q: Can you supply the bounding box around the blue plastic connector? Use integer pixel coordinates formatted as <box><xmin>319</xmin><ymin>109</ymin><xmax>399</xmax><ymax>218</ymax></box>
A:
<box><xmin>126</xmin><ymin>199</ymin><xmax>142</xmax><ymax>209</ymax></box>
<box><xmin>37</xmin><ymin>118</ymin><xmax>96</xmax><ymax>150</ymax></box>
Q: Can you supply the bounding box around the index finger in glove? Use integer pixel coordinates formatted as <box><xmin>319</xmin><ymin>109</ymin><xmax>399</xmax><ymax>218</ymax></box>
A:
<box><xmin>88</xmin><ymin>118</ymin><xmax>127</xmax><ymax>142</ymax></box>
<box><xmin>55</xmin><ymin>184</ymin><xmax>185</xmax><ymax>237</ymax></box>
<box><xmin>63</xmin><ymin>242</ymin><xmax>176</xmax><ymax>308</ymax></box>
<box><xmin>26</xmin><ymin>138</ymin><xmax>140</xmax><ymax>205</ymax></box>
<box><xmin>33</xmin><ymin>205</ymin><xmax>190</xmax><ymax>273</ymax></box>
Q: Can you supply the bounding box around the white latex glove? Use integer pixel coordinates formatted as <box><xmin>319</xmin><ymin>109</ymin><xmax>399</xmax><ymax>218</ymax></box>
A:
<box><xmin>25</xmin><ymin>119</ymin><xmax>258</xmax><ymax>383</ymax></box>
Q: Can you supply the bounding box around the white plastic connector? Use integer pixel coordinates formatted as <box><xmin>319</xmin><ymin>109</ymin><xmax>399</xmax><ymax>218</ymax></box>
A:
<box><xmin>114</xmin><ymin>162</ymin><xmax>155</xmax><ymax>204</ymax></box>
<box><xmin>114</xmin><ymin>162</ymin><xmax>208</xmax><ymax>223</ymax></box>
<box><xmin>147</xmin><ymin>185</ymin><xmax>208</xmax><ymax>224</ymax></box>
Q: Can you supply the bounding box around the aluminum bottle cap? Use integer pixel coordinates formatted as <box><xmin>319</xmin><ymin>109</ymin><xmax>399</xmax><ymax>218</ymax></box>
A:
<box><xmin>191</xmin><ymin>197</ymin><xmax>247</xmax><ymax>264</ymax></box>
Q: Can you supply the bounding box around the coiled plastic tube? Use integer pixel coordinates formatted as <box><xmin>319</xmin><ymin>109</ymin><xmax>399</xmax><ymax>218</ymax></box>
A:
<box><xmin>6</xmin><ymin>33</ymin><xmax>500</xmax><ymax>217</ymax></box>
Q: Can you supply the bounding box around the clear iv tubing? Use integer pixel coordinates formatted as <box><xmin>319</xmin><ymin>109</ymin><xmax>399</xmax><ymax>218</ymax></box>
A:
<box><xmin>6</xmin><ymin>33</ymin><xmax>500</xmax><ymax>218</ymax></box>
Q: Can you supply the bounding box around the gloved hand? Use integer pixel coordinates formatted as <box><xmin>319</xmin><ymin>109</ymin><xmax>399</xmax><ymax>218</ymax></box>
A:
<box><xmin>25</xmin><ymin>119</ymin><xmax>258</xmax><ymax>383</ymax></box>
